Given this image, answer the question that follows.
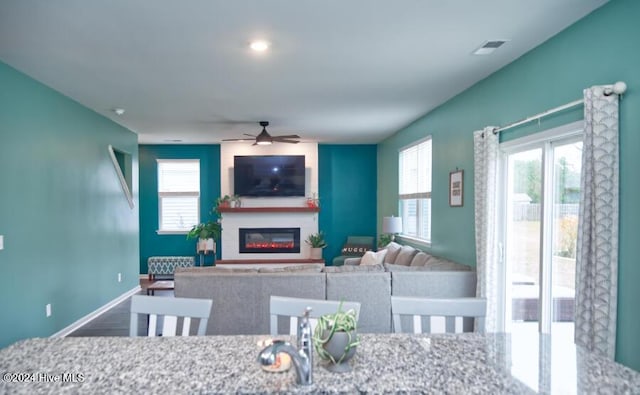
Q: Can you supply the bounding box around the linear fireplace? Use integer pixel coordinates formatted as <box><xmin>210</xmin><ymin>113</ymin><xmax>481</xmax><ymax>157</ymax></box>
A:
<box><xmin>239</xmin><ymin>227</ymin><xmax>301</xmax><ymax>254</ymax></box>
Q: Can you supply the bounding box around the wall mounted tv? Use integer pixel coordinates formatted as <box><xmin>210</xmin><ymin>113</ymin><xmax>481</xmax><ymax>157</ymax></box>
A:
<box><xmin>234</xmin><ymin>155</ymin><xmax>306</xmax><ymax>197</ymax></box>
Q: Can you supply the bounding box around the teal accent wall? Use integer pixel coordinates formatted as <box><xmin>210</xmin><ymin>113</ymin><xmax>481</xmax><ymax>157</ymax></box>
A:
<box><xmin>0</xmin><ymin>61</ymin><xmax>139</xmax><ymax>348</ymax></box>
<box><xmin>378</xmin><ymin>0</ymin><xmax>640</xmax><ymax>370</ymax></box>
<box><xmin>139</xmin><ymin>145</ymin><xmax>221</xmax><ymax>272</ymax></box>
<box><xmin>319</xmin><ymin>145</ymin><xmax>377</xmax><ymax>264</ymax></box>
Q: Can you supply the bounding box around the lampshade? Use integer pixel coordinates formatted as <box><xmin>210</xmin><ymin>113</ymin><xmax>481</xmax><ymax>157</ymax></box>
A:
<box><xmin>382</xmin><ymin>216</ymin><xmax>402</xmax><ymax>234</ymax></box>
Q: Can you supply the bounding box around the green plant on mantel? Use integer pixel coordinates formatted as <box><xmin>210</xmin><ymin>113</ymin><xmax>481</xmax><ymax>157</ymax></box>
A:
<box><xmin>305</xmin><ymin>231</ymin><xmax>327</xmax><ymax>248</ymax></box>
<box><xmin>214</xmin><ymin>195</ymin><xmax>232</xmax><ymax>214</ymax></box>
<box><xmin>312</xmin><ymin>302</ymin><xmax>359</xmax><ymax>364</ymax></box>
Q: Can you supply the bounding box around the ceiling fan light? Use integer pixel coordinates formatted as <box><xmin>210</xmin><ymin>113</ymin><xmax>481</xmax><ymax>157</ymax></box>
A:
<box><xmin>256</xmin><ymin>140</ymin><xmax>272</xmax><ymax>145</ymax></box>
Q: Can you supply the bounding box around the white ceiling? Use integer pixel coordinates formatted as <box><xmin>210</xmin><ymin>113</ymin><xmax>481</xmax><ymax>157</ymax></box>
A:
<box><xmin>0</xmin><ymin>0</ymin><xmax>607</xmax><ymax>144</ymax></box>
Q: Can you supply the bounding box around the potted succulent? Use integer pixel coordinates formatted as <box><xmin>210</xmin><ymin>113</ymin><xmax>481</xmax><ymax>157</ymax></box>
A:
<box><xmin>186</xmin><ymin>220</ymin><xmax>222</xmax><ymax>255</ymax></box>
<box><xmin>313</xmin><ymin>302</ymin><xmax>359</xmax><ymax>373</ymax></box>
<box><xmin>305</xmin><ymin>231</ymin><xmax>327</xmax><ymax>259</ymax></box>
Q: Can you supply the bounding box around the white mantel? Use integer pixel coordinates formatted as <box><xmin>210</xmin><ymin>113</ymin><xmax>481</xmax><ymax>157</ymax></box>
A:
<box><xmin>219</xmin><ymin>142</ymin><xmax>319</xmax><ymax>260</ymax></box>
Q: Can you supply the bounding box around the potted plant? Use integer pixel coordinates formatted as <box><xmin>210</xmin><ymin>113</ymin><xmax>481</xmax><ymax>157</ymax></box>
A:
<box><xmin>312</xmin><ymin>302</ymin><xmax>359</xmax><ymax>373</ymax></box>
<box><xmin>305</xmin><ymin>231</ymin><xmax>327</xmax><ymax>259</ymax></box>
<box><xmin>186</xmin><ymin>220</ymin><xmax>222</xmax><ymax>255</ymax></box>
<box><xmin>378</xmin><ymin>233</ymin><xmax>393</xmax><ymax>248</ymax></box>
<box><xmin>214</xmin><ymin>195</ymin><xmax>232</xmax><ymax>214</ymax></box>
<box><xmin>230</xmin><ymin>194</ymin><xmax>242</xmax><ymax>208</ymax></box>
<box><xmin>306</xmin><ymin>192</ymin><xmax>319</xmax><ymax>208</ymax></box>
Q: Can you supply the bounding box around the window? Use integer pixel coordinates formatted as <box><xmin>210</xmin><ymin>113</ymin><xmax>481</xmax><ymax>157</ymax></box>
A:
<box><xmin>398</xmin><ymin>137</ymin><xmax>432</xmax><ymax>243</ymax></box>
<box><xmin>157</xmin><ymin>159</ymin><xmax>200</xmax><ymax>233</ymax></box>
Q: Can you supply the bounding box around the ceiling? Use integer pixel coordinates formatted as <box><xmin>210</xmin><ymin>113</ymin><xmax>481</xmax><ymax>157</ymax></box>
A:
<box><xmin>0</xmin><ymin>0</ymin><xmax>607</xmax><ymax>144</ymax></box>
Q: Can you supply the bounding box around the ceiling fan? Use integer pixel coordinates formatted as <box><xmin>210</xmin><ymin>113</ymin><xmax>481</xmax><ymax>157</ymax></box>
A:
<box><xmin>222</xmin><ymin>121</ymin><xmax>300</xmax><ymax>145</ymax></box>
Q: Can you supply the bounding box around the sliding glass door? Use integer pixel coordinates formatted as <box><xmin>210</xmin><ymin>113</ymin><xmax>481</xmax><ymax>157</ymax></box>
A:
<box><xmin>502</xmin><ymin>126</ymin><xmax>583</xmax><ymax>341</ymax></box>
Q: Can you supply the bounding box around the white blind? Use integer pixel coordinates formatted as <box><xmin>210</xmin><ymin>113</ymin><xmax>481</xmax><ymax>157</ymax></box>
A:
<box><xmin>158</xmin><ymin>161</ymin><xmax>200</xmax><ymax>193</ymax></box>
<box><xmin>158</xmin><ymin>160</ymin><xmax>200</xmax><ymax>231</ymax></box>
<box><xmin>399</xmin><ymin>138</ymin><xmax>432</xmax><ymax>197</ymax></box>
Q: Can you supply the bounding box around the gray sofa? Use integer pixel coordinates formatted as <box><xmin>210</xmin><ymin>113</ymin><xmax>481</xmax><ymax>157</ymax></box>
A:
<box><xmin>175</xmin><ymin>248</ymin><xmax>477</xmax><ymax>335</ymax></box>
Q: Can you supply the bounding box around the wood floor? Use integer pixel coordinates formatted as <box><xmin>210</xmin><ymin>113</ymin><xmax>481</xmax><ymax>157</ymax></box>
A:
<box><xmin>67</xmin><ymin>277</ymin><xmax>174</xmax><ymax>337</ymax></box>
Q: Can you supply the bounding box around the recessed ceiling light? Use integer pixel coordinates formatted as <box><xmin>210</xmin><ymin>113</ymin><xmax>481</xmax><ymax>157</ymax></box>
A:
<box><xmin>472</xmin><ymin>40</ymin><xmax>509</xmax><ymax>55</ymax></box>
<box><xmin>249</xmin><ymin>40</ymin><xmax>270</xmax><ymax>52</ymax></box>
<box><xmin>113</xmin><ymin>108</ymin><xmax>125</xmax><ymax>115</ymax></box>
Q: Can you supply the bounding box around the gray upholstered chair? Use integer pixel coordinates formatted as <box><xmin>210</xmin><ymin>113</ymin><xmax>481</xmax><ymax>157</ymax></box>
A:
<box><xmin>391</xmin><ymin>296</ymin><xmax>486</xmax><ymax>334</ymax></box>
<box><xmin>130</xmin><ymin>294</ymin><xmax>213</xmax><ymax>337</ymax></box>
<box><xmin>269</xmin><ymin>295</ymin><xmax>360</xmax><ymax>335</ymax></box>
<box><xmin>331</xmin><ymin>236</ymin><xmax>375</xmax><ymax>266</ymax></box>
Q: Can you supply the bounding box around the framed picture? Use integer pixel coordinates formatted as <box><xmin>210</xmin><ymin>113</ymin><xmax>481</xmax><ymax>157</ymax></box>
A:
<box><xmin>449</xmin><ymin>170</ymin><xmax>464</xmax><ymax>207</ymax></box>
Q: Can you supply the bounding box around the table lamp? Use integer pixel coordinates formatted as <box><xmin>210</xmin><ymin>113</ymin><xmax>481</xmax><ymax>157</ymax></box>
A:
<box><xmin>382</xmin><ymin>216</ymin><xmax>403</xmax><ymax>241</ymax></box>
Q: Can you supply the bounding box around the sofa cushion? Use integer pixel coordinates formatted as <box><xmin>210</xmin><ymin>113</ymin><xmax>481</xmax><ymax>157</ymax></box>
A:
<box><xmin>393</xmin><ymin>245</ymin><xmax>418</xmax><ymax>266</ymax></box>
<box><xmin>410</xmin><ymin>252</ymin><xmax>431</xmax><ymax>267</ymax></box>
<box><xmin>323</xmin><ymin>263</ymin><xmax>384</xmax><ymax>273</ymax></box>
<box><xmin>384</xmin><ymin>263</ymin><xmax>430</xmax><ymax>272</ymax></box>
<box><xmin>360</xmin><ymin>249</ymin><xmax>388</xmax><ymax>266</ymax></box>
<box><xmin>259</xmin><ymin>264</ymin><xmax>324</xmax><ymax>273</ymax></box>
<box><xmin>385</xmin><ymin>260</ymin><xmax>471</xmax><ymax>272</ymax></box>
<box><xmin>384</xmin><ymin>242</ymin><xmax>402</xmax><ymax>263</ymax></box>
<box><xmin>326</xmin><ymin>271</ymin><xmax>392</xmax><ymax>333</ymax></box>
<box><xmin>340</xmin><ymin>244</ymin><xmax>370</xmax><ymax>256</ymax></box>
<box><xmin>424</xmin><ymin>258</ymin><xmax>471</xmax><ymax>271</ymax></box>
<box><xmin>176</xmin><ymin>266</ymin><xmax>259</xmax><ymax>273</ymax></box>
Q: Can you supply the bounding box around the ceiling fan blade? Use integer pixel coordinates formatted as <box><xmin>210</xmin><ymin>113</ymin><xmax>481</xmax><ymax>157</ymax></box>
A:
<box><xmin>243</xmin><ymin>133</ymin><xmax>256</xmax><ymax>137</ymax></box>
<box><xmin>222</xmin><ymin>138</ymin><xmax>255</xmax><ymax>142</ymax></box>
<box><xmin>272</xmin><ymin>134</ymin><xmax>300</xmax><ymax>139</ymax></box>
<box><xmin>273</xmin><ymin>139</ymin><xmax>300</xmax><ymax>144</ymax></box>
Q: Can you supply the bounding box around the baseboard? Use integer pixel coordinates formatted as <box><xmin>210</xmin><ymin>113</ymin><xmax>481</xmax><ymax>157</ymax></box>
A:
<box><xmin>50</xmin><ymin>285</ymin><xmax>142</xmax><ymax>338</ymax></box>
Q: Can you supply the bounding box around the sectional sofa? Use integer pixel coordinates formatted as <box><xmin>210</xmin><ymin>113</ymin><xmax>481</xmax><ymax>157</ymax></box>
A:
<box><xmin>175</xmin><ymin>242</ymin><xmax>477</xmax><ymax>335</ymax></box>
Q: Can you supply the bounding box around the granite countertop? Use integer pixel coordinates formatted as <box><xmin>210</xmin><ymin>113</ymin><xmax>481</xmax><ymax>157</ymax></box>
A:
<box><xmin>0</xmin><ymin>333</ymin><xmax>638</xmax><ymax>394</ymax></box>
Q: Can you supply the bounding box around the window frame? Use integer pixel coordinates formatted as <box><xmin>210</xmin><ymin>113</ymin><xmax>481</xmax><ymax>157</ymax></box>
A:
<box><xmin>397</xmin><ymin>136</ymin><xmax>432</xmax><ymax>245</ymax></box>
<box><xmin>156</xmin><ymin>159</ymin><xmax>201</xmax><ymax>235</ymax></box>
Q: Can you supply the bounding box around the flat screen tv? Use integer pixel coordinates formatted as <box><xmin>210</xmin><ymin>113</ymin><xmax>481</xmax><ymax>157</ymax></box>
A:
<box><xmin>234</xmin><ymin>155</ymin><xmax>306</xmax><ymax>197</ymax></box>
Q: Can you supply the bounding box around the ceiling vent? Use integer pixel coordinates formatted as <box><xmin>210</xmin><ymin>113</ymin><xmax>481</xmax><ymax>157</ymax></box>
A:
<box><xmin>472</xmin><ymin>40</ymin><xmax>508</xmax><ymax>55</ymax></box>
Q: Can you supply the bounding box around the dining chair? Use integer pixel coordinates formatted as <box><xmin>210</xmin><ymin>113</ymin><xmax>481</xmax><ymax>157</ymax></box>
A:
<box><xmin>269</xmin><ymin>295</ymin><xmax>361</xmax><ymax>336</ymax></box>
<box><xmin>391</xmin><ymin>296</ymin><xmax>487</xmax><ymax>334</ymax></box>
<box><xmin>130</xmin><ymin>294</ymin><xmax>213</xmax><ymax>337</ymax></box>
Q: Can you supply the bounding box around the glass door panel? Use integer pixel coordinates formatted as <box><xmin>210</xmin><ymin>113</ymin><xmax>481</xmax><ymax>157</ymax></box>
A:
<box><xmin>506</xmin><ymin>148</ymin><xmax>543</xmax><ymax>335</ymax></box>
<box><xmin>550</xmin><ymin>141</ymin><xmax>582</xmax><ymax>340</ymax></box>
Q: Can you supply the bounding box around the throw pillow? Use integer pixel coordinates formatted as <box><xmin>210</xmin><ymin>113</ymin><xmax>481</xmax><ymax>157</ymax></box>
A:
<box><xmin>410</xmin><ymin>252</ymin><xmax>431</xmax><ymax>267</ymax></box>
<box><xmin>384</xmin><ymin>242</ymin><xmax>402</xmax><ymax>263</ymax></box>
<box><xmin>360</xmin><ymin>249</ymin><xmax>388</xmax><ymax>266</ymax></box>
<box><xmin>340</xmin><ymin>244</ymin><xmax>370</xmax><ymax>256</ymax></box>
<box><xmin>394</xmin><ymin>245</ymin><xmax>418</xmax><ymax>266</ymax></box>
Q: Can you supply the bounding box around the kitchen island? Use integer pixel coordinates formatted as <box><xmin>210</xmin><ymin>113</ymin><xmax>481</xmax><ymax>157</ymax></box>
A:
<box><xmin>0</xmin><ymin>333</ymin><xmax>638</xmax><ymax>394</ymax></box>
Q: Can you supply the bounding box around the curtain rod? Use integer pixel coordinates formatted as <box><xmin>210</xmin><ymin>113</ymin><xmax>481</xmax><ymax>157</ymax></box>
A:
<box><xmin>493</xmin><ymin>81</ymin><xmax>627</xmax><ymax>134</ymax></box>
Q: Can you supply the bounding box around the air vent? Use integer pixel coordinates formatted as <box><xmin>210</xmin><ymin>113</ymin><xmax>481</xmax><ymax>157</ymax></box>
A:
<box><xmin>472</xmin><ymin>40</ymin><xmax>509</xmax><ymax>55</ymax></box>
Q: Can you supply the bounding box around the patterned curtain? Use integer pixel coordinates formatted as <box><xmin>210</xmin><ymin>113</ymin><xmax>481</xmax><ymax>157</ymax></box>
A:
<box><xmin>574</xmin><ymin>86</ymin><xmax>619</xmax><ymax>359</ymax></box>
<box><xmin>473</xmin><ymin>127</ymin><xmax>499</xmax><ymax>332</ymax></box>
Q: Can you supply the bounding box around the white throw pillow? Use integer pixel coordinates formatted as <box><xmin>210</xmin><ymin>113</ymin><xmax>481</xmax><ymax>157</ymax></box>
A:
<box><xmin>360</xmin><ymin>249</ymin><xmax>388</xmax><ymax>265</ymax></box>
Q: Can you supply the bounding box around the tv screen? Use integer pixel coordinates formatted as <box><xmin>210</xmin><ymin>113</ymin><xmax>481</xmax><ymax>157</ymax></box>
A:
<box><xmin>234</xmin><ymin>155</ymin><xmax>306</xmax><ymax>197</ymax></box>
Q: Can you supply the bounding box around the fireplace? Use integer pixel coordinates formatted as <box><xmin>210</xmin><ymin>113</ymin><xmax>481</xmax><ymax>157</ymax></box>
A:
<box><xmin>239</xmin><ymin>228</ymin><xmax>301</xmax><ymax>254</ymax></box>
